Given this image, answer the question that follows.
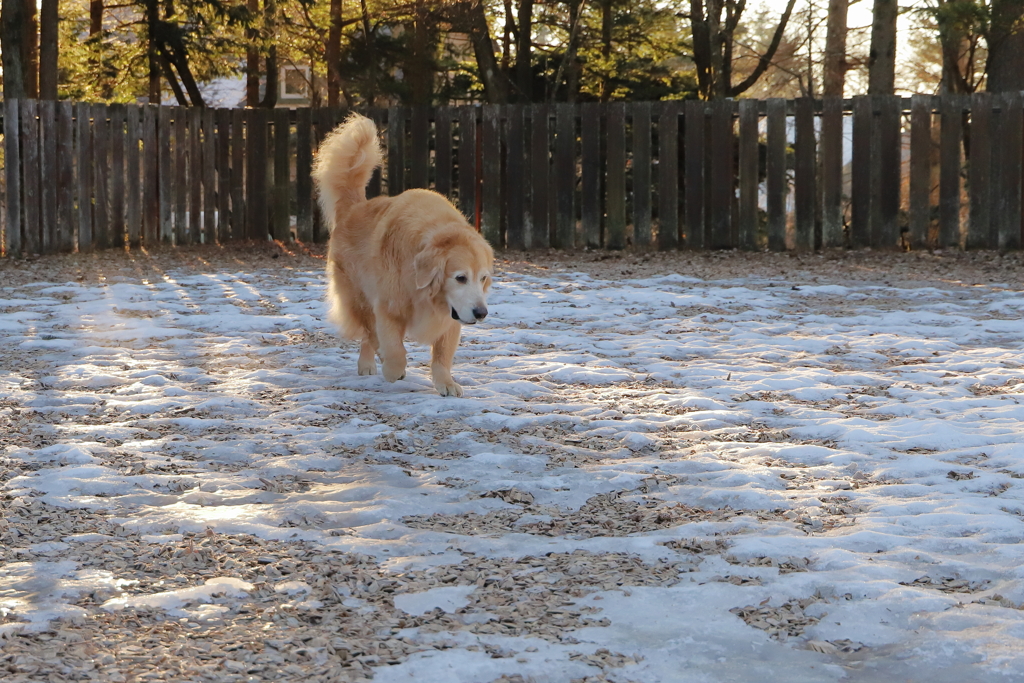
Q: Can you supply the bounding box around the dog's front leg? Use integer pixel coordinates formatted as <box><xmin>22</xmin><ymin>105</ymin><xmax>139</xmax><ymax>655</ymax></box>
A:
<box><xmin>376</xmin><ymin>314</ymin><xmax>408</xmax><ymax>382</ymax></box>
<box><xmin>430</xmin><ymin>322</ymin><xmax>463</xmax><ymax>397</ymax></box>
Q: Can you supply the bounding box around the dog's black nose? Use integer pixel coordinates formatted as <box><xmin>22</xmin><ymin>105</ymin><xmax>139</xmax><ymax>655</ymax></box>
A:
<box><xmin>472</xmin><ymin>306</ymin><xmax>488</xmax><ymax>320</ymax></box>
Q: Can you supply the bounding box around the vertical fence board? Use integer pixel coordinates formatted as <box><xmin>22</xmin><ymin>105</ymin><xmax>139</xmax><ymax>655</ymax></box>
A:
<box><xmin>996</xmin><ymin>92</ymin><xmax>1022</xmax><ymax>250</ymax></box>
<box><xmin>126</xmin><ymin>105</ymin><xmax>141</xmax><ymax>247</ymax></box>
<box><xmin>367</xmin><ymin>109</ymin><xmax>384</xmax><ymax>199</ymax></box>
<box><xmin>108</xmin><ymin>104</ymin><xmax>125</xmax><ymax>249</ymax></box>
<box><xmin>202</xmin><ymin>108</ymin><xmax>216</xmax><ymax>243</ymax></box>
<box><xmin>4</xmin><ymin>101</ymin><xmax>21</xmax><ymax>256</ymax></box>
<box><xmin>684</xmin><ymin>100</ymin><xmax>706</xmax><ymax>249</ymax></box>
<box><xmin>581</xmin><ymin>103</ymin><xmax>602</xmax><ymax>248</ymax></box>
<box><xmin>157</xmin><ymin>105</ymin><xmax>172</xmax><ymax>243</ymax></box>
<box><xmin>632</xmin><ymin>102</ymin><xmax>652</xmax><ymax>248</ymax></box>
<box><xmin>657</xmin><ymin>101</ymin><xmax>680</xmax><ymax>250</ymax></box>
<box><xmin>142</xmin><ymin>105</ymin><xmax>158</xmax><ymax>246</ymax></box>
<box><xmin>967</xmin><ymin>92</ymin><xmax>992</xmax><ymax>249</ymax></box>
<box><xmin>247</xmin><ymin>107</ymin><xmax>269</xmax><ymax>241</ymax></box>
<box><xmin>22</xmin><ymin>100</ymin><xmax>41</xmax><ymax>255</ymax></box>
<box><xmin>820</xmin><ymin>97</ymin><xmax>844</xmax><ymax>248</ymax></box>
<box><xmin>435</xmin><ymin>107</ymin><xmax>452</xmax><ymax>198</ymax></box>
<box><xmin>295</xmin><ymin>107</ymin><xmax>313</xmax><ymax>243</ymax></box>
<box><xmin>481</xmin><ymin>105</ymin><xmax>501</xmax><ymax>246</ymax></box>
<box><xmin>39</xmin><ymin>100</ymin><xmax>57</xmax><ymax>254</ymax></box>
<box><xmin>57</xmin><ymin>101</ymin><xmax>75</xmax><ymax>252</ymax></box>
<box><xmin>387</xmin><ymin>106</ymin><xmax>406</xmax><ymax>195</ymax></box>
<box><xmin>708</xmin><ymin>100</ymin><xmax>733</xmax><ymax>249</ymax></box>
<box><xmin>75</xmin><ymin>103</ymin><xmax>94</xmax><ymax>249</ymax></box>
<box><xmin>457</xmin><ymin>106</ymin><xmax>477</xmax><ymax>225</ymax></box>
<box><xmin>606</xmin><ymin>103</ymin><xmax>626</xmax><ymax>249</ymax></box>
<box><xmin>92</xmin><ymin>103</ymin><xmax>111</xmax><ymax>250</ymax></box>
<box><xmin>554</xmin><ymin>103</ymin><xmax>576</xmax><ymax>249</ymax></box>
<box><xmin>272</xmin><ymin>107</ymin><xmax>291</xmax><ymax>242</ymax></box>
<box><xmin>793</xmin><ymin>97</ymin><xmax>815</xmax><ymax>250</ymax></box>
<box><xmin>409</xmin><ymin>106</ymin><xmax>430</xmax><ymax>190</ymax></box>
<box><xmin>877</xmin><ymin>96</ymin><xmax>901</xmax><ymax>248</ymax></box>
<box><xmin>939</xmin><ymin>95</ymin><xmax>964</xmax><ymax>248</ymax></box>
<box><xmin>215</xmin><ymin>109</ymin><xmax>231</xmax><ymax>243</ymax></box>
<box><xmin>230</xmin><ymin>108</ymin><xmax>245</xmax><ymax>241</ymax></box>
<box><xmin>530</xmin><ymin>104</ymin><xmax>550</xmax><ymax>248</ymax></box>
<box><xmin>737</xmin><ymin>99</ymin><xmax>759</xmax><ymax>250</ymax></box>
<box><xmin>765</xmin><ymin>98</ymin><xmax>786</xmax><ymax>252</ymax></box>
<box><xmin>173</xmin><ymin>108</ymin><xmax>188</xmax><ymax>244</ymax></box>
<box><xmin>188</xmin><ymin>107</ymin><xmax>202</xmax><ymax>244</ymax></box>
<box><xmin>909</xmin><ymin>95</ymin><xmax>931</xmax><ymax>250</ymax></box>
<box><xmin>850</xmin><ymin>96</ymin><xmax>871</xmax><ymax>248</ymax></box>
<box><xmin>505</xmin><ymin>106</ymin><xmax>526</xmax><ymax>250</ymax></box>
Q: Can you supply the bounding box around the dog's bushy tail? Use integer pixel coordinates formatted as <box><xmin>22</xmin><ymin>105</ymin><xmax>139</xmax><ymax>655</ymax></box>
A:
<box><xmin>312</xmin><ymin>113</ymin><xmax>382</xmax><ymax>233</ymax></box>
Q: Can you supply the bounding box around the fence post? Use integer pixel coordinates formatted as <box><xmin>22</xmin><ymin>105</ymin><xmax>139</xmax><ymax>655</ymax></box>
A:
<box><xmin>110</xmin><ymin>103</ymin><xmax>126</xmax><ymax>250</ymax></box>
<box><xmin>272</xmin><ymin>107</ymin><xmax>290</xmax><ymax>242</ymax></box>
<box><xmin>684</xmin><ymin>99</ymin><xmax>706</xmax><ymax>249</ymax></box>
<box><xmin>939</xmin><ymin>94</ymin><xmax>964</xmax><ymax>248</ymax></box>
<box><xmin>22</xmin><ymin>100</ymin><xmax>41</xmax><ymax>255</ymax></box>
<box><xmin>158</xmin><ymin>105</ymin><xmax>172</xmax><ymax>243</ymax></box>
<box><xmin>530</xmin><ymin>103</ymin><xmax>550</xmax><ymax>249</ymax></box>
<box><xmin>632</xmin><ymin>102</ymin><xmax>652</xmax><ymax>249</ymax></box>
<box><xmin>876</xmin><ymin>95</ymin><xmax>902</xmax><ymax>248</ymax></box>
<box><xmin>126</xmin><ymin>104</ymin><xmax>142</xmax><ymax>247</ymax></box>
<box><xmin>708</xmin><ymin>99</ymin><xmax>734</xmax><ymax>249</ymax></box>
<box><xmin>793</xmin><ymin>97</ymin><xmax>816</xmax><ymax>250</ymax></box>
<box><xmin>737</xmin><ymin>99</ymin><xmax>759</xmax><ymax>251</ymax></box>
<box><xmin>554</xmin><ymin>103</ymin><xmax>576</xmax><ymax>249</ymax></box>
<box><xmin>657</xmin><ymin>101</ymin><xmax>680</xmax><ymax>250</ymax></box>
<box><xmin>605</xmin><ymin>102</ymin><xmax>627</xmax><ymax>249</ymax></box>
<box><xmin>996</xmin><ymin>91</ymin><xmax>1022</xmax><ymax>250</ymax></box>
<box><xmin>142</xmin><ymin>105</ymin><xmax>159</xmax><ymax>246</ymax></box>
<box><xmin>387</xmin><ymin>106</ymin><xmax>406</xmax><ymax>196</ymax></box>
<box><xmin>39</xmin><ymin>100</ymin><xmax>57</xmax><ymax>254</ymax></box>
<box><xmin>505</xmin><ymin>105</ymin><xmax>525</xmax><ymax>250</ymax></box>
<box><xmin>480</xmin><ymin>105</ymin><xmax>501</xmax><ymax>247</ymax></box>
<box><xmin>580</xmin><ymin>102</ymin><xmax>602</xmax><ymax>248</ymax></box>
<box><xmin>295</xmin><ymin>107</ymin><xmax>313</xmax><ymax>243</ymax></box>
<box><xmin>4</xmin><ymin>100</ymin><xmax>21</xmax><ymax>257</ymax></box>
<box><xmin>765</xmin><ymin>98</ymin><xmax>786</xmax><ymax>251</ymax></box>
<box><xmin>820</xmin><ymin>97</ymin><xmax>844</xmax><ymax>248</ymax></box>
<box><xmin>435</xmin><ymin>107</ymin><xmax>452</xmax><ymax>198</ymax></box>
<box><xmin>57</xmin><ymin>101</ymin><xmax>75</xmax><ymax>252</ymax></box>
<box><xmin>850</xmin><ymin>96</ymin><xmax>871</xmax><ymax>249</ymax></box>
<box><xmin>458</xmin><ymin>106</ymin><xmax>478</xmax><ymax>226</ymax></box>
<box><xmin>967</xmin><ymin>92</ymin><xmax>992</xmax><ymax>249</ymax></box>
<box><xmin>908</xmin><ymin>95</ymin><xmax>932</xmax><ymax>250</ymax></box>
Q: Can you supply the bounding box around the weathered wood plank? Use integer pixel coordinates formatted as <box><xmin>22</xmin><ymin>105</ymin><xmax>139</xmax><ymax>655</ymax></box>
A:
<box><xmin>529</xmin><ymin>104</ymin><xmax>550</xmax><ymax>248</ymax></box>
<box><xmin>247</xmin><ymin>107</ymin><xmax>269</xmax><ymax>241</ymax></box>
<box><xmin>505</xmin><ymin>105</ymin><xmax>525</xmax><ymax>250</ymax></box>
<box><xmin>272</xmin><ymin>107</ymin><xmax>291</xmax><ymax>242</ymax></box>
<box><xmin>793</xmin><ymin>97</ymin><xmax>815</xmax><ymax>250</ymax></box>
<box><xmin>142</xmin><ymin>105</ymin><xmax>159</xmax><ymax>246</ymax></box>
<box><xmin>580</xmin><ymin>102</ymin><xmax>602</xmax><ymax>248</ymax></box>
<box><xmin>4</xmin><ymin>100</ymin><xmax>21</xmax><ymax>256</ymax></box>
<box><xmin>939</xmin><ymin>94</ymin><xmax>964</xmax><ymax>248</ymax></box>
<box><xmin>125</xmin><ymin>104</ymin><xmax>141</xmax><ymax>247</ymax></box>
<box><xmin>820</xmin><ymin>97</ymin><xmax>844</xmax><ymax>248</ymax></box>
<box><xmin>480</xmin><ymin>105</ymin><xmax>501</xmax><ymax>245</ymax></box>
<box><xmin>22</xmin><ymin>100</ymin><xmax>42</xmax><ymax>255</ymax></box>
<box><xmin>850</xmin><ymin>95</ymin><xmax>871</xmax><ymax>249</ymax></box>
<box><xmin>684</xmin><ymin>99</ymin><xmax>706</xmax><ymax>249</ymax></box>
<box><xmin>434</xmin><ymin>107</ymin><xmax>452</xmax><ymax>198</ymax></box>
<box><xmin>157</xmin><ymin>105</ymin><xmax>172</xmax><ymax>243</ymax></box>
<box><xmin>457</xmin><ymin>106</ymin><xmax>477</xmax><ymax>225</ymax></box>
<box><xmin>554</xmin><ymin>103</ymin><xmax>576</xmax><ymax>249</ymax></box>
<box><xmin>108</xmin><ymin>104</ymin><xmax>126</xmax><ymax>249</ymax></box>
<box><xmin>632</xmin><ymin>101</ymin><xmax>652</xmax><ymax>248</ymax></box>
<box><xmin>187</xmin><ymin>107</ymin><xmax>201</xmax><ymax>243</ymax></box>
<box><xmin>230</xmin><ymin>108</ymin><xmax>245</xmax><ymax>241</ymax></box>
<box><xmin>765</xmin><ymin>98</ymin><xmax>786</xmax><ymax>252</ymax></box>
<box><xmin>908</xmin><ymin>95</ymin><xmax>931</xmax><ymax>250</ymax></box>
<box><xmin>214</xmin><ymin>109</ymin><xmax>231</xmax><ymax>243</ymax></box>
<box><xmin>173</xmin><ymin>107</ymin><xmax>188</xmax><ymax>244</ymax></box>
<box><xmin>606</xmin><ymin>103</ymin><xmax>626</xmax><ymax>249</ymax></box>
<box><xmin>657</xmin><ymin>101</ymin><xmax>680</xmax><ymax>250</ymax></box>
<box><xmin>967</xmin><ymin>92</ymin><xmax>992</xmax><ymax>249</ymax></box>
<box><xmin>387</xmin><ymin>106</ymin><xmax>406</xmax><ymax>195</ymax></box>
<box><xmin>39</xmin><ymin>100</ymin><xmax>57</xmax><ymax>253</ymax></box>
<box><xmin>295</xmin><ymin>107</ymin><xmax>313</xmax><ymax>243</ymax></box>
<box><xmin>409</xmin><ymin>106</ymin><xmax>430</xmax><ymax>190</ymax></box>
<box><xmin>93</xmin><ymin>103</ymin><xmax>112</xmax><ymax>250</ymax></box>
<box><xmin>996</xmin><ymin>91</ymin><xmax>1022</xmax><ymax>250</ymax></box>
<box><xmin>202</xmin><ymin>108</ymin><xmax>216</xmax><ymax>243</ymax></box>
<box><xmin>737</xmin><ymin>98</ymin><xmax>759</xmax><ymax>250</ymax></box>
<box><xmin>877</xmin><ymin>95</ymin><xmax>901</xmax><ymax>248</ymax></box>
<box><xmin>57</xmin><ymin>101</ymin><xmax>75</xmax><ymax>252</ymax></box>
<box><xmin>708</xmin><ymin>99</ymin><xmax>733</xmax><ymax>249</ymax></box>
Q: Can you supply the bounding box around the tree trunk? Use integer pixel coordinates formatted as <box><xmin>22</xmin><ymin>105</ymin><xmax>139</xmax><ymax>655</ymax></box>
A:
<box><xmin>246</xmin><ymin>0</ymin><xmax>260</xmax><ymax>106</ymax></box>
<box><xmin>146</xmin><ymin>0</ymin><xmax>161</xmax><ymax>102</ymax></box>
<box><xmin>24</xmin><ymin>0</ymin><xmax>38</xmax><ymax>97</ymax></box>
<box><xmin>260</xmin><ymin>0</ymin><xmax>278</xmax><ymax>108</ymax></box>
<box><xmin>727</xmin><ymin>0</ymin><xmax>797</xmax><ymax>96</ymax></box>
<box><xmin>38</xmin><ymin>0</ymin><xmax>57</xmax><ymax>99</ymax></box>
<box><xmin>822</xmin><ymin>0</ymin><xmax>849</xmax><ymax>96</ymax></box>
<box><xmin>409</xmin><ymin>1</ymin><xmax>433</xmax><ymax>105</ymax></box>
<box><xmin>327</xmin><ymin>0</ymin><xmax>342</xmax><ymax>106</ymax></box>
<box><xmin>1</xmin><ymin>0</ymin><xmax>26</xmax><ymax>99</ymax></box>
<box><xmin>466</xmin><ymin>0</ymin><xmax>508</xmax><ymax>103</ymax></box>
<box><xmin>987</xmin><ymin>0</ymin><xmax>1024</xmax><ymax>92</ymax></box>
<box><xmin>867</xmin><ymin>0</ymin><xmax>896</xmax><ymax>95</ymax></box>
<box><xmin>359</xmin><ymin>0</ymin><xmax>377</xmax><ymax>106</ymax></box>
<box><xmin>599</xmin><ymin>0</ymin><xmax>613</xmax><ymax>100</ymax></box>
<box><xmin>516</xmin><ymin>0</ymin><xmax>534</xmax><ymax>102</ymax></box>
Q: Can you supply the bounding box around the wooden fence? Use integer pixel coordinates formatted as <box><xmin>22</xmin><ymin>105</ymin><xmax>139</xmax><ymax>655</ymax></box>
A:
<box><xmin>1</xmin><ymin>94</ymin><xmax>1022</xmax><ymax>257</ymax></box>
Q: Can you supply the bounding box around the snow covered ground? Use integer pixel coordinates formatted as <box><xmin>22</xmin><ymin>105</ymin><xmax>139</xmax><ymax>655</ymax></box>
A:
<box><xmin>2</xmin><ymin>249</ymin><xmax>1024</xmax><ymax>682</ymax></box>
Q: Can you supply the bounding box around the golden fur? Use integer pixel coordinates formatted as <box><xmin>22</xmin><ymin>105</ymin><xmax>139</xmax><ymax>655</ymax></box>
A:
<box><xmin>312</xmin><ymin>113</ymin><xmax>494</xmax><ymax>397</ymax></box>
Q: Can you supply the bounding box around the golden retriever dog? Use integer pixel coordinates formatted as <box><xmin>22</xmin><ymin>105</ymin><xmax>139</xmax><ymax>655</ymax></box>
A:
<box><xmin>312</xmin><ymin>113</ymin><xmax>494</xmax><ymax>397</ymax></box>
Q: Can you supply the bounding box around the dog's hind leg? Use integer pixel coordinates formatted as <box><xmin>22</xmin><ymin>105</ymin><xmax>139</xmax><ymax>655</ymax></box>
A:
<box><xmin>355</xmin><ymin>307</ymin><xmax>379</xmax><ymax>375</ymax></box>
<box><xmin>376</xmin><ymin>314</ymin><xmax>407</xmax><ymax>382</ymax></box>
<box><xmin>430</xmin><ymin>322</ymin><xmax>463</xmax><ymax>397</ymax></box>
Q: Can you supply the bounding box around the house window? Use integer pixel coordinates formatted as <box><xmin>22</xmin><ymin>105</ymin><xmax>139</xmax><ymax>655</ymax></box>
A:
<box><xmin>280</xmin><ymin>66</ymin><xmax>311</xmax><ymax>102</ymax></box>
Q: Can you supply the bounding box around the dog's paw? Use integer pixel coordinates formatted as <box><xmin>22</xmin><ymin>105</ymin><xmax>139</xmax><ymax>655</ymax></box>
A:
<box><xmin>382</xmin><ymin>362</ymin><xmax>407</xmax><ymax>383</ymax></box>
<box><xmin>434</xmin><ymin>379</ymin><xmax>463</xmax><ymax>397</ymax></box>
<box><xmin>357</xmin><ymin>359</ymin><xmax>378</xmax><ymax>376</ymax></box>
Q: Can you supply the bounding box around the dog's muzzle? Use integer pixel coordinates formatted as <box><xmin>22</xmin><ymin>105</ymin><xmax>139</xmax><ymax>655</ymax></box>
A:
<box><xmin>452</xmin><ymin>306</ymin><xmax>488</xmax><ymax>324</ymax></box>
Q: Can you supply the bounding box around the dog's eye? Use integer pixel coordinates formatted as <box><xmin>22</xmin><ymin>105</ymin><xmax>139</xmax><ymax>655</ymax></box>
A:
<box><xmin>455</xmin><ymin>275</ymin><xmax>468</xmax><ymax>284</ymax></box>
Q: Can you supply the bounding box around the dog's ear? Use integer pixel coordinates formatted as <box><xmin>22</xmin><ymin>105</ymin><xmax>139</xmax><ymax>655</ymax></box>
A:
<box><xmin>413</xmin><ymin>245</ymin><xmax>445</xmax><ymax>295</ymax></box>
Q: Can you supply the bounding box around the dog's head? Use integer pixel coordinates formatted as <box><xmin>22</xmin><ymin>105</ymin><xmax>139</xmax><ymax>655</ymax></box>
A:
<box><xmin>414</xmin><ymin>229</ymin><xmax>494</xmax><ymax>325</ymax></box>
